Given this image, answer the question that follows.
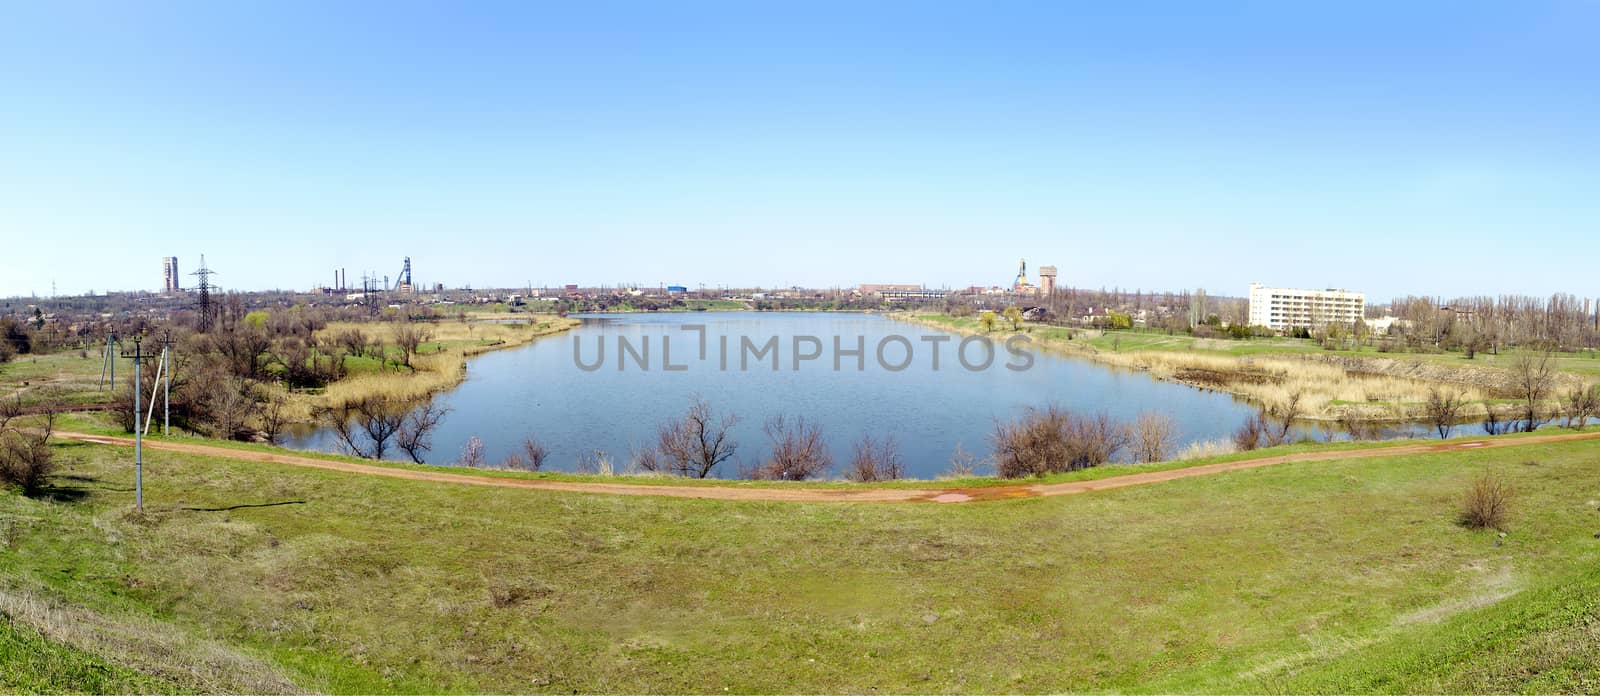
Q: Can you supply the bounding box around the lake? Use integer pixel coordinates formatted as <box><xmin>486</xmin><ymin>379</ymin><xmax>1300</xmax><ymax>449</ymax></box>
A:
<box><xmin>283</xmin><ymin>312</ymin><xmax>1285</xmax><ymax>478</ymax></box>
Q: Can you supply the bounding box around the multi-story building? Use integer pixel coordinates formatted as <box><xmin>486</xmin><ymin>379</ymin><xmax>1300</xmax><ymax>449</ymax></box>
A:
<box><xmin>1247</xmin><ymin>283</ymin><xmax>1365</xmax><ymax>331</ymax></box>
<box><xmin>162</xmin><ymin>257</ymin><xmax>180</xmax><ymax>294</ymax></box>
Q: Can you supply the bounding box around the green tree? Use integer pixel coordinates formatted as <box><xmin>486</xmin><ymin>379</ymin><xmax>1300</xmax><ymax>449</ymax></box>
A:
<box><xmin>979</xmin><ymin>310</ymin><xmax>997</xmax><ymax>332</ymax></box>
<box><xmin>1002</xmin><ymin>306</ymin><xmax>1023</xmax><ymax>331</ymax></box>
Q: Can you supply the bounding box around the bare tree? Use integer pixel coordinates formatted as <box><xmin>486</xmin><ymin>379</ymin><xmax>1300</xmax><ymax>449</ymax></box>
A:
<box><xmin>319</xmin><ymin>396</ymin><xmax>405</xmax><ymax>459</ymax></box>
<box><xmin>1268</xmin><ymin>390</ymin><xmax>1304</xmax><ymax>445</ymax></box>
<box><xmin>457</xmin><ymin>435</ymin><xmax>486</xmax><ymax>468</ymax></box>
<box><xmin>1562</xmin><ymin>385</ymin><xmax>1599</xmax><ymax>431</ymax></box>
<box><xmin>336</xmin><ymin>329</ymin><xmax>370</xmax><ymax>359</ymax></box>
<box><xmin>846</xmin><ymin>434</ymin><xmax>904</xmax><ymax>482</ymax></box>
<box><xmin>258</xmin><ymin>389</ymin><xmax>289</xmax><ymax>444</ymax></box>
<box><xmin>1509</xmin><ymin>347</ymin><xmax>1557</xmax><ymax>432</ymax></box>
<box><xmin>396</xmin><ymin>400</ymin><xmax>451</xmax><ymax>463</ymax></box>
<box><xmin>1425</xmin><ymin>387</ymin><xmax>1465</xmax><ymax>439</ymax></box>
<box><xmin>393</xmin><ymin>322</ymin><xmax>433</xmax><ymax>369</ymax></box>
<box><xmin>744</xmin><ymin>415</ymin><xmax>832</xmax><ymax>480</ymax></box>
<box><xmin>1130</xmin><ymin>412</ymin><xmax>1177</xmax><ymax>463</ymax></box>
<box><xmin>653</xmin><ymin>397</ymin><xmax>739</xmax><ymax>478</ymax></box>
<box><xmin>501</xmin><ymin>435</ymin><xmax>550</xmax><ymax>471</ymax></box>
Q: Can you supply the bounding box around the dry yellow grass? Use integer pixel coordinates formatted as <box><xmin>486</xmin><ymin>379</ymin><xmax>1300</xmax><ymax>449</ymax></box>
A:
<box><xmin>1094</xmin><ymin>350</ymin><xmax>1493</xmax><ymax>419</ymax></box>
<box><xmin>274</xmin><ymin>315</ymin><xmax>578</xmax><ymax>421</ymax></box>
<box><xmin>890</xmin><ymin>313</ymin><xmax>1528</xmax><ymax>420</ymax></box>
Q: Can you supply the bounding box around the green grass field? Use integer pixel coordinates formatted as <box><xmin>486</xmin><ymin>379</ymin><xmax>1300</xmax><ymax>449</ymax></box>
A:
<box><xmin>0</xmin><ymin>620</ymin><xmax>185</xmax><ymax>694</ymax></box>
<box><xmin>4</xmin><ymin>433</ymin><xmax>1599</xmax><ymax>692</ymax></box>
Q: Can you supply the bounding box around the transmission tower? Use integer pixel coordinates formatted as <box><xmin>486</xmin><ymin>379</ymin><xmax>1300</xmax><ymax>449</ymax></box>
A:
<box><xmin>190</xmin><ymin>254</ymin><xmax>218</xmax><ymax>332</ymax></box>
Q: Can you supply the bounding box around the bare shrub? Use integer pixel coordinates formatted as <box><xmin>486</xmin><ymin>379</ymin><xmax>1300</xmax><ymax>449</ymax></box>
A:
<box><xmin>648</xmin><ymin>397</ymin><xmax>738</xmax><ymax>478</ymax></box>
<box><xmin>846</xmin><ymin>435</ymin><xmax>904</xmax><ymax>483</ymax></box>
<box><xmin>0</xmin><ymin>400</ymin><xmax>55</xmax><ymax>495</ymax></box>
<box><xmin>396</xmin><ymin>400</ymin><xmax>450</xmax><ymax>463</ymax></box>
<box><xmin>1426</xmin><ymin>387</ymin><xmax>1465</xmax><ymax>439</ymax></box>
<box><xmin>1232</xmin><ymin>412</ymin><xmax>1270</xmax><ymax>451</ymax></box>
<box><xmin>456</xmin><ymin>435</ymin><xmax>486</xmax><ymax>468</ymax></box>
<box><xmin>1130</xmin><ymin>412</ymin><xmax>1176</xmax><ymax>463</ymax></box>
<box><xmin>575</xmin><ymin>450</ymin><xmax>614</xmax><ymax>476</ymax></box>
<box><xmin>1460</xmin><ymin>471</ymin><xmax>1512</xmax><ymax>530</ymax></box>
<box><xmin>743</xmin><ymin>415</ymin><xmax>831</xmax><ymax>481</ymax></box>
<box><xmin>941</xmin><ymin>443</ymin><xmax>983</xmax><ymax>478</ymax></box>
<box><xmin>991</xmin><ymin>406</ymin><xmax>1127</xmax><ymax>478</ymax></box>
<box><xmin>1338</xmin><ymin>409</ymin><xmax>1381</xmax><ymax>441</ymax></box>
<box><xmin>500</xmin><ymin>435</ymin><xmax>549</xmax><ymax>471</ymax></box>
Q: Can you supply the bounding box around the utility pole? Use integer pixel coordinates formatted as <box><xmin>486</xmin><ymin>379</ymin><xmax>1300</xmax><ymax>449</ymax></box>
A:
<box><xmin>162</xmin><ymin>330</ymin><xmax>171</xmax><ymax>437</ymax></box>
<box><xmin>121</xmin><ymin>336</ymin><xmax>154</xmax><ymax>510</ymax></box>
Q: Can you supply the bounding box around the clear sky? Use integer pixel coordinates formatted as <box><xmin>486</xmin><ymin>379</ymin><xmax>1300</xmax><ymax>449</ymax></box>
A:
<box><xmin>2</xmin><ymin>1</ymin><xmax>1596</xmax><ymax>301</ymax></box>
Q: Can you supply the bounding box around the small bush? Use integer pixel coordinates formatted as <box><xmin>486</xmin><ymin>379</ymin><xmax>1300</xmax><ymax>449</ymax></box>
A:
<box><xmin>0</xmin><ymin>401</ymin><xmax>54</xmax><ymax>495</ymax></box>
<box><xmin>940</xmin><ymin>443</ymin><xmax>983</xmax><ymax>479</ymax></box>
<box><xmin>1232</xmin><ymin>413</ymin><xmax>1269</xmax><ymax>451</ymax></box>
<box><xmin>500</xmin><ymin>435</ymin><xmax>549</xmax><ymax>471</ymax></box>
<box><xmin>456</xmin><ymin>435</ymin><xmax>486</xmax><ymax>468</ymax></box>
<box><xmin>1130</xmin><ymin>412</ymin><xmax>1176</xmax><ymax>463</ymax></box>
<box><xmin>991</xmin><ymin>406</ymin><xmax>1128</xmax><ymax>478</ymax></box>
<box><xmin>1460</xmin><ymin>471</ymin><xmax>1512</xmax><ymax>530</ymax></box>
<box><xmin>846</xmin><ymin>435</ymin><xmax>904</xmax><ymax>483</ymax></box>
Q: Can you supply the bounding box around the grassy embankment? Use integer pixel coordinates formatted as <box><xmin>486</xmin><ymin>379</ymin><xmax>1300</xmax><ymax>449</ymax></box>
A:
<box><xmin>897</xmin><ymin>312</ymin><xmax>1592</xmax><ymax>422</ymax></box>
<box><xmin>4</xmin><ymin>433</ymin><xmax>1600</xmax><ymax>692</ymax></box>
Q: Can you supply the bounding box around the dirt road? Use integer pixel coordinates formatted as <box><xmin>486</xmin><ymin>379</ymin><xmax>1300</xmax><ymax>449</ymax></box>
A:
<box><xmin>54</xmin><ymin>430</ymin><xmax>1600</xmax><ymax>504</ymax></box>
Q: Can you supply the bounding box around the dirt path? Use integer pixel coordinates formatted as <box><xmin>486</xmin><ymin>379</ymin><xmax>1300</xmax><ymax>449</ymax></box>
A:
<box><xmin>54</xmin><ymin>430</ymin><xmax>1600</xmax><ymax>504</ymax></box>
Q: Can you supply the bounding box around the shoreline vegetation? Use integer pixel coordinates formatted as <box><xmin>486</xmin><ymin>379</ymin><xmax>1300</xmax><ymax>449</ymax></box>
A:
<box><xmin>274</xmin><ymin>314</ymin><xmax>580</xmax><ymax>423</ymax></box>
<box><xmin>891</xmin><ymin>311</ymin><xmax>1592</xmax><ymax>423</ymax></box>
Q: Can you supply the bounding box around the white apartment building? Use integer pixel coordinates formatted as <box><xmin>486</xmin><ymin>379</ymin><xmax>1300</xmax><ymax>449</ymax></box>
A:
<box><xmin>1247</xmin><ymin>283</ymin><xmax>1365</xmax><ymax>331</ymax></box>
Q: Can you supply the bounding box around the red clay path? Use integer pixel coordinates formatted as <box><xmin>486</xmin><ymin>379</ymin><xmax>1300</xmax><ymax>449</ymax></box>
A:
<box><xmin>55</xmin><ymin>430</ymin><xmax>1600</xmax><ymax>504</ymax></box>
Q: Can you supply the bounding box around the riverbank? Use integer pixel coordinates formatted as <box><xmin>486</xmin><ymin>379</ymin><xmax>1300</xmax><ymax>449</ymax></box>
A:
<box><xmin>891</xmin><ymin>311</ymin><xmax>1584</xmax><ymax>422</ymax></box>
<box><xmin>275</xmin><ymin>315</ymin><xmax>580</xmax><ymax>422</ymax></box>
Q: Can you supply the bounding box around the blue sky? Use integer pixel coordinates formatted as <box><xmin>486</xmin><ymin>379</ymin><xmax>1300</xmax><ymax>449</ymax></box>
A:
<box><xmin>2</xmin><ymin>1</ymin><xmax>1595</xmax><ymax>300</ymax></box>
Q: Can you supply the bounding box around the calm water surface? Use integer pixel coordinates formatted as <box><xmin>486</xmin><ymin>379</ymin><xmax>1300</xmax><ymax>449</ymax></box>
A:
<box><xmin>282</xmin><ymin>312</ymin><xmax>1356</xmax><ymax>478</ymax></box>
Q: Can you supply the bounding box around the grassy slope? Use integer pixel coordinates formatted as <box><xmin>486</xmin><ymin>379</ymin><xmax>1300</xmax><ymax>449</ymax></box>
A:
<box><xmin>4</xmin><ymin>437</ymin><xmax>1600</xmax><ymax>692</ymax></box>
<box><xmin>0</xmin><ymin>620</ymin><xmax>185</xmax><ymax>694</ymax></box>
